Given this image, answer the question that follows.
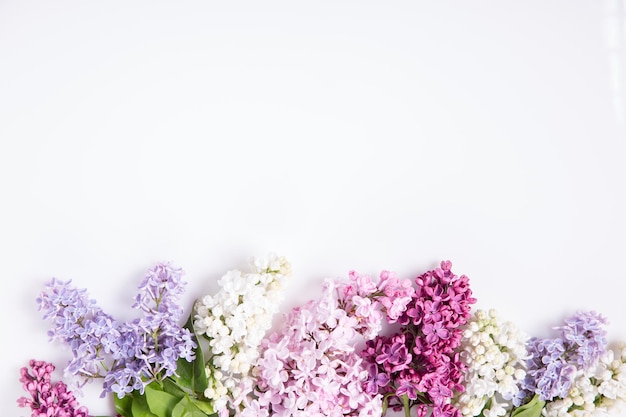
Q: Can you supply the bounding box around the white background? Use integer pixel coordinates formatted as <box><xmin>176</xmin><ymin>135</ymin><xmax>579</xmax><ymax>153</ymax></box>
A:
<box><xmin>2</xmin><ymin>1</ymin><xmax>626</xmax><ymax>416</ymax></box>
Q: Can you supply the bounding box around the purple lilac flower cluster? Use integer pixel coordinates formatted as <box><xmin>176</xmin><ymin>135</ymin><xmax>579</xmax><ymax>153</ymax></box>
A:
<box><xmin>517</xmin><ymin>310</ymin><xmax>609</xmax><ymax>404</ymax></box>
<box><xmin>37</xmin><ymin>278</ymin><xmax>118</xmax><ymax>380</ymax></box>
<box><xmin>241</xmin><ymin>270</ymin><xmax>414</xmax><ymax>416</ymax></box>
<box><xmin>37</xmin><ymin>263</ymin><xmax>195</xmax><ymax>398</ymax></box>
<box><xmin>361</xmin><ymin>261</ymin><xmax>477</xmax><ymax>417</ymax></box>
<box><xmin>17</xmin><ymin>359</ymin><xmax>91</xmax><ymax>417</ymax></box>
<box><xmin>103</xmin><ymin>263</ymin><xmax>196</xmax><ymax>396</ymax></box>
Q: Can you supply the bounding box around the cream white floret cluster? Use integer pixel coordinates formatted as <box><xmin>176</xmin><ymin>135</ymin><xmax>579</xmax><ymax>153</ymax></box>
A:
<box><xmin>193</xmin><ymin>253</ymin><xmax>291</xmax><ymax>415</ymax></box>
<box><xmin>455</xmin><ymin>309</ymin><xmax>529</xmax><ymax>417</ymax></box>
<box><xmin>543</xmin><ymin>344</ymin><xmax>626</xmax><ymax>417</ymax></box>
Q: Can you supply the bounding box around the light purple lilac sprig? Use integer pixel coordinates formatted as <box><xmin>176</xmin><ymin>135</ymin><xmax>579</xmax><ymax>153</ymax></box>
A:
<box><xmin>37</xmin><ymin>278</ymin><xmax>120</xmax><ymax>380</ymax></box>
<box><xmin>17</xmin><ymin>359</ymin><xmax>92</xmax><ymax>417</ymax></box>
<box><xmin>37</xmin><ymin>262</ymin><xmax>196</xmax><ymax>398</ymax></box>
<box><xmin>558</xmin><ymin>310</ymin><xmax>608</xmax><ymax>369</ymax></box>
<box><xmin>102</xmin><ymin>263</ymin><xmax>196</xmax><ymax>396</ymax></box>
<box><xmin>515</xmin><ymin>310</ymin><xmax>609</xmax><ymax>405</ymax></box>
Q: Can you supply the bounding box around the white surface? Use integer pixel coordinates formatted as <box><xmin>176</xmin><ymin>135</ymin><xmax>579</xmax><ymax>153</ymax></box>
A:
<box><xmin>2</xmin><ymin>1</ymin><xmax>626</xmax><ymax>416</ymax></box>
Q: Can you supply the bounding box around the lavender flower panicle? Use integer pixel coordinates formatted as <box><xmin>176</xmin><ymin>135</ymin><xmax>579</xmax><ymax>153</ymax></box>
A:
<box><xmin>516</xmin><ymin>310</ymin><xmax>609</xmax><ymax>406</ymax></box>
<box><xmin>557</xmin><ymin>310</ymin><xmax>608</xmax><ymax>369</ymax></box>
<box><xmin>519</xmin><ymin>337</ymin><xmax>576</xmax><ymax>403</ymax></box>
<box><xmin>37</xmin><ymin>262</ymin><xmax>196</xmax><ymax>398</ymax></box>
<box><xmin>37</xmin><ymin>278</ymin><xmax>120</xmax><ymax>380</ymax></box>
<box><xmin>133</xmin><ymin>262</ymin><xmax>186</xmax><ymax>321</ymax></box>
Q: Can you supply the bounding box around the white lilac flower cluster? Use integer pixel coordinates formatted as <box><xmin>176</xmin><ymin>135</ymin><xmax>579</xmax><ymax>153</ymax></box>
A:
<box><xmin>455</xmin><ymin>309</ymin><xmax>528</xmax><ymax>417</ymax></box>
<box><xmin>193</xmin><ymin>253</ymin><xmax>291</xmax><ymax>415</ymax></box>
<box><xmin>543</xmin><ymin>344</ymin><xmax>626</xmax><ymax>417</ymax></box>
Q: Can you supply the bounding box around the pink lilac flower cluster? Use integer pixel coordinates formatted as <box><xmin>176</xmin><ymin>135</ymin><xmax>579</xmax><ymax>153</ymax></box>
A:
<box><xmin>361</xmin><ymin>261</ymin><xmax>477</xmax><ymax>417</ymax></box>
<box><xmin>37</xmin><ymin>262</ymin><xmax>195</xmax><ymax>398</ymax></box>
<box><xmin>17</xmin><ymin>359</ymin><xmax>91</xmax><ymax>417</ymax></box>
<box><xmin>240</xmin><ymin>270</ymin><xmax>414</xmax><ymax>417</ymax></box>
<box><xmin>335</xmin><ymin>270</ymin><xmax>416</xmax><ymax>338</ymax></box>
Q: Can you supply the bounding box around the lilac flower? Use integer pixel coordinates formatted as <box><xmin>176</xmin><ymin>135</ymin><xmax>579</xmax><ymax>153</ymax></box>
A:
<box><xmin>517</xmin><ymin>310</ymin><xmax>609</xmax><ymax>406</ymax></box>
<box><xmin>374</xmin><ymin>334</ymin><xmax>412</xmax><ymax>373</ymax></box>
<box><xmin>193</xmin><ymin>254</ymin><xmax>291</xmax><ymax>414</ymax></box>
<box><xmin>557</xmin><ymin>310</ymin><xmax>608</xmax><ymax>369</ymax></box>
<box><xmin>365</xmin><ymin>363</ymin><xmax>390</xmax><ymax>395</ymax></box>
<box><xmin>518</xmin><ymin>337</ymin><xmax>575</xmax><ymax>402</ymax></box>
<box><xmin>18</xmin><ymin>359</ymin><xmax>91</xmax><ymax>417</ymax></box>
<box><xmin>37</xmin><ymin>279</ymin><xmax>120</xmax><ymax>379</ymax></box>
<box><xmin>433</xmin><ymin>403</ymin><xmax>462</xmax><ymax>417</ymax></box>
<box><xmin>245</xmin><ymin>270</ymin><xmax>407</xmax><ymax>416</ymax></box>
<box><xmin>100</xmin><ymin>263</ymin><xmax>196</xmax><ymax>396</ymax></box>
<box><xmin>124</xmin><ymin>263</ymin><xmax>195</xmax><ymax>380</ymax></box>
<box><xmin>542</xmin><ymin>343</ymin><xmax>626</xmax><ymax>417</ymax></box>
<box><xmin>361</xmin><ymin>261</ymin><xmax>476</xmax><ymax>417</ymax></box>
<box><xmin>424</xmin><ymin>321</ymin><xmax>450</xmax><ymax>344</ymax></box>
<box><xmin>38</xmin><ymin>262</ymin><xmax>195</xmax><ymax>398</ymax></box>
<box><xmin>453</xmin><ymin>309</ymin><xmax>529</xmax><ymax>417</ymax></box>
<box><xmin>133</xmin><ymin>262</ymin><xmax>186</xmax><ymax>320</ymax></box>
<box><xmin>396</xmin><ymin>379</ymin><xmax>420</xmax><ymax>400</ymax></box>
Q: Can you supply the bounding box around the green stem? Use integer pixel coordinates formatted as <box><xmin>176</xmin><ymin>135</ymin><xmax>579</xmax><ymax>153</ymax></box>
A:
<box><xmin>402</xmin><ymin>394</ymin><xmax>411</xmax><ymax>417</ymax></box>
<box><xmin>381</xmin><ymin>392</ymin><xmax>397</xmax><ymax>416</ymax></box>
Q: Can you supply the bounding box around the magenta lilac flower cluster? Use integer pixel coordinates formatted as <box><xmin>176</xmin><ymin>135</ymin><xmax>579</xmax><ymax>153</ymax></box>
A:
<box><xmin>361</xmin><ymin>260</ymin><xmax>476</xmax><ymax>417</ymax></box>
<box><xmin>19</xmin><ymin>255</ymin><xmax>626</xmax><ymax>417</ymax></box>
<box><xmin>18</xmin><ymin>359</ymin><xmax>91</xmax><ymax>417</ymax></box>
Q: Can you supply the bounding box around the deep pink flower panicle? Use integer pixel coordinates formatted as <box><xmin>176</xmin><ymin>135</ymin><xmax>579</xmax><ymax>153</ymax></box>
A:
<box><xmin>18</xmin><ymin>359</ymin><xmax>91</xmax><ymax>417</ymax></box>
<box><xmin>360</xmin><ymin>260</ymin><xmax>476</xmax><ymax>417</ymax></box>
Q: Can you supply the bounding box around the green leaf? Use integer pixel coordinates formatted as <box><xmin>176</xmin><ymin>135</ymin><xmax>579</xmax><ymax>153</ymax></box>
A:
<box><xmin>131</xmin><ymin>392</ymin><xmax>158</xmax><ymax>417</ymax></box>
<box><xmin>175</xmin><ymin>311</ymin><xmax>208</xmax><ymax>393</ymax></box>
<box><xmin>172</xmin><ymin>395</ymin><xmax>213</xmax><ymax>417</ymax></box>
<box><xmin>114</xmin><ymin>393</ymin><xmax>134</xmax><ymax>417</ymax></box>
<box><xmin>190</xmin><ymin>397</ymin><xmax>215</xmax><ymax>415</ymax></box>
<box><xmin>163</xmin><ymin>377</ymin><xmax>187</xmax><ymax>398</ymax></box>
<box><xmin>145</xmin><ymin>383</ymin><xmax>180</xmax><ymax>417</ymax></box>
<box><xmin>511</xmin><ymin>395</ymin><xmax>546</xmax><ymax>417</ymax></box>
